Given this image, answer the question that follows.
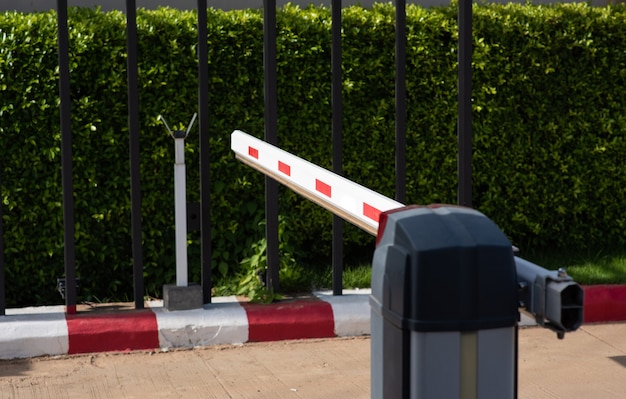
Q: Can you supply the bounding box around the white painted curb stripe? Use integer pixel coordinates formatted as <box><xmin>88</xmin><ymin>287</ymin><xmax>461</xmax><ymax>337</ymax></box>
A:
<box><xmin>0</xmin><ymin>306</ymin><xmax>69</xmax><ymax>359</ymax></box>
<box><xmin>149</xmin><ymin>297</ymin><xmax>249</xmax><ymax>348</ymax></box>
<box><xmin>316</xmin><ymin>289</ymin><xmax>371</xmax><ymax>337</ymax></box>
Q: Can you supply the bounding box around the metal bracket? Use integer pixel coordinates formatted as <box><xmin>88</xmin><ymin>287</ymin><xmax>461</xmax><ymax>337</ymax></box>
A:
<box><xmin>157</xmin><ymin>113</ymin><xmax>197</xmax><ymax>140</ymax></box>
<box><xmin>57</xmin><ymin>277</ymin><xmax>80</xmax><ymax>299</ymax></box>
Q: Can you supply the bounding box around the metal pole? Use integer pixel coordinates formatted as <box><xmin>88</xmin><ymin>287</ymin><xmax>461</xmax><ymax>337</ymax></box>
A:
<box><xmin>331</xmin><ymin>0</ymin><xmax>343</xmax><ymax>296</ymax></box>
<box><xmin>395</xmin><ymin>0</ymin><xmax>407</xmax><ymax>204</ymax></box>
<box><xmin>126</xmin><ymin>0</ymin><xmax>144</xmax><ymax>309</ymax></box>
<box><xmin>197</xmin><ymin>0</ymin><xmax>212</xmax><ymax>304</ymax></box>
<box><xmin>458</xmin><ymin>0</ymin><xmax>473</xmax><ymax>208</ymax></box>
<box><xmin>174</xmin><ymin>137</ymin><xmax>188</xmax><ymax>287</ymax></box>
<box><xmin>263</xmin><ymin>0</ymin><xmax>280</xmax><ymax>292</ymax></box>
<box><xmin>57</xmin><ymin>0</ymin><xmax>77</xmax><ymax>314</ymax></box>
<box><xmin>0</xmin><ymin>169</ymin><xmax>5</xmax><ymax>316</ymax></box>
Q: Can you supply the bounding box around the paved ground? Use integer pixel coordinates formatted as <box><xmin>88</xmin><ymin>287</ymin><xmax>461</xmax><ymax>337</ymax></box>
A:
<box><xmin>1</xmin><ymin>322</ymin><xmax>625</xmax><ymax>399</ymax></box>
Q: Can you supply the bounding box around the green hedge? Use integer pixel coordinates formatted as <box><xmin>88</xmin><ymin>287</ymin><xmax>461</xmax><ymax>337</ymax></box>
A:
<box><xmin>1</xmin><ymin>3</ymin><xmax>625</xmax><ymax>306</ymax></box>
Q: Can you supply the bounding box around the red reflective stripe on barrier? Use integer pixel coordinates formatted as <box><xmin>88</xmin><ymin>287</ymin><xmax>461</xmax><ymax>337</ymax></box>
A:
<box><xmin>316</xmin><ymin>179</ymin><xmax>332</xmax><ymax>197</ymax></box>
<box><xmin>248</xmin><ymin>146</ymin><xmax>259</xmax><ymax>159</ymax></box>
<box><xmin>278</xmin><ymin>161</ymin><xmax>291</xmax><ymax>176</ymax></box>
<box><xmin>243</xmin><ymin>300</ymin><xmax>335</xmax><ymax>342</ymax></box>
<box><xmin>66</xmin><ymin>311</ymin><xmax>159</xmax><ymax>354</ymax></box>
<box><xmin>363</xmin><ymin>203</ymin><xmax>381</xmax><ymax>222</ymax></box>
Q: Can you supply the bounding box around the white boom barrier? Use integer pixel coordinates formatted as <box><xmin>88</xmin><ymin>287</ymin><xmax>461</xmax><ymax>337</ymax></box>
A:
<box><xmin>231</xmin><ymin>130</ymin><xmax>583</xmax><ymax>337</ymax></box>
<box><xmin>231</xmin><ymin>130</ymin><xmax>404</xmax><ymax>235</ymax></box>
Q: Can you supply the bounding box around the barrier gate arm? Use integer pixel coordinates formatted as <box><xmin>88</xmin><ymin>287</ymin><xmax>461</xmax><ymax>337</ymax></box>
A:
<box><xmin>233</xmin><ymin>130</ymin><xmax>508</xmax><ymax>240</ymax></box>
<box><xmin>231</xmin><ymin>130</ymin><xmax>404</xmax><ymax>235</ymax></box>
<box><xmin>231</xmin><ymin>130</ymin><xmax>583</xmax><ymax>338</ymax></box>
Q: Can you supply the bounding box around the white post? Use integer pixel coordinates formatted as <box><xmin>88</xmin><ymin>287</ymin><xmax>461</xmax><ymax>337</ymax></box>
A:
<box><xmin>174</xmin><ymin>136</ymin><xmax>188</xmax><ymax>287</ymax></box>
<box><xmin>158</xmin><ymin>114</ymin><xmax>198</xmax><ymax>311</ymax></box>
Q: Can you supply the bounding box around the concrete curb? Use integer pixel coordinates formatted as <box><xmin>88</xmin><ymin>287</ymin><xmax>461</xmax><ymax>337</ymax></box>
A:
<box><xmin>0</xmin><ymin>286</ymin><xmax>623</xmax><ymax>359</ymax></box>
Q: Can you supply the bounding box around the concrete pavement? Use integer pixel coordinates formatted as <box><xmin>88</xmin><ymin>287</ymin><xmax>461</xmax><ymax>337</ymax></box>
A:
<box><xmin>0</xmin><ymin>323</ymin><xmax>625</xmax><ymax>398</ymax></box>
<box><xmin>518</xmin><ymin>322</ymin><xmax>626</xmax><ymax>398</ymax></box>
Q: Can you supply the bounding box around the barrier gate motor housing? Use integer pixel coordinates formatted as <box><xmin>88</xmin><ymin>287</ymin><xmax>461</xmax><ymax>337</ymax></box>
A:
<box><xmin>230</xmin><ymin>130</ymin><xmax>584</xmax><ymax>399</ymax></box>
<box><xmin>371</xmin><ymin>205</ymin><xmax>519</xmax><ymax>399</ymax></box>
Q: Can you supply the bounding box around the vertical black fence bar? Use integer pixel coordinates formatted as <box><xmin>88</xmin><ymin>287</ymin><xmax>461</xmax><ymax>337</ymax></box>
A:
<box><xmin>331</xmin><ymin>0</ymin><xmax>343</xmax><ymax>296</ymax></box>
<box><xmin>197</xmin><ymin>0</ymin><xmax>212</xmax><ymax>304</ymax></box>
<box><xmin>457</xmin><ymin>0</ymin><xmax>473</xmax><ymax>207</ymax></box>
<box><xmin>263</xmin><ymin>0</ymin><xmax>280</xmax><ymax>292</ymax></box>
<box><xmin>57</xmin><ymin>0</ymin><xmax>77</xmax><ymax>313</ymax></box>
<box><xmin>0</xmin><ymin>170</ymin><xmax>5</xmax><ymax>316</ymax></box>
<box><xmin>395</xmin><ymin>0</ymin><xmax>407</xmax><ymax>204</ymax></box>
<box><xmin>125</xmin><ymin>0</ymin><xmax>145</xmax><ymax>309</ymax></box>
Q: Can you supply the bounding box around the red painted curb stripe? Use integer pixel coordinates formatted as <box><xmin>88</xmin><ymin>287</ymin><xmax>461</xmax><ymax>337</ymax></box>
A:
<box><xmin>66</xmin><ymin>311</ymin><xmax>159</xmax><ymax>355</ymax></box>
<box><xmin>583</xmin><ymin>285</ymin><xmax>626</xmax><ymax>323</ymax></box>
<box><xmin>243</xmin><ymin>300</ymin><xmax>335</xmax><ymax>342</ymax></box>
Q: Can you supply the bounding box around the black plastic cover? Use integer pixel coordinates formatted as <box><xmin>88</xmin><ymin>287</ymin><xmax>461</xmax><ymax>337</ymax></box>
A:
<box><xmin>372</xmin><ymin>206</ymin><xmax>518</xmax><ymax>332</ymax></box>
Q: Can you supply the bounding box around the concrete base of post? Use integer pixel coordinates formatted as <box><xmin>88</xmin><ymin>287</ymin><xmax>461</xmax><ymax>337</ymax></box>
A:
<box><xmin>163</xmin><ymin>283</ymin><xmax>203</xmax><ymax>311</ymax></box>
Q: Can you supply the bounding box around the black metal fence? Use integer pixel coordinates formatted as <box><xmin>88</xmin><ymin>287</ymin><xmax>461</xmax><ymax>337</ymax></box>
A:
<box><xmin>0</xmin><ymin>170</ymin><xmax>5</xmax><ymax>316</ymax></box>
<box><xmin>0</xmin><ymin>0</ymin><xmax>473</xmax><ymax>314</ymax></box>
